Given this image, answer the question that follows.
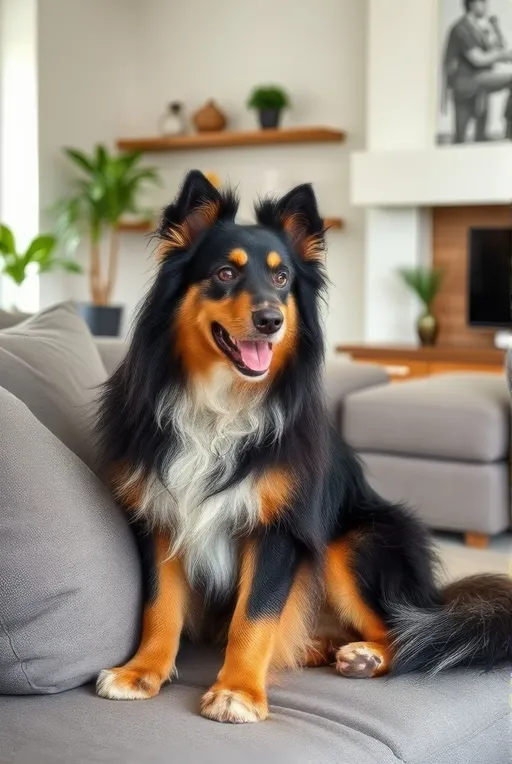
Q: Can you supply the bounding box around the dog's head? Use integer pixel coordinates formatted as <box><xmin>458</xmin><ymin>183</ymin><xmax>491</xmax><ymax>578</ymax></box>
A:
<box><xmin>155</xmin><ymin>170</ymin><xmax>326</xmax><ymax>383</ymax></box>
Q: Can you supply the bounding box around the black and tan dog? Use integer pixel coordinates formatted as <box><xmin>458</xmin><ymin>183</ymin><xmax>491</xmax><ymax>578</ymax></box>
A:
<box><xmin>95</xmin><ymin>171</ymin><xmax>512</xmax><ymax>723</ymax></box>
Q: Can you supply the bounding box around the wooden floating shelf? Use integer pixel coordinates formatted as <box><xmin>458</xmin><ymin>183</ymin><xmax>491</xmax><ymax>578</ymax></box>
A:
<box><xmin>324</xmin><ymin>217</ymin><xmax>344</xmax><ymax>230</ymax></box>
<box><xmin>119</xmin><ymin>217</ymin><xmax>344</xmax><ymax>233</ymax></box>
<box><xmin>117</xmin><ymin>126</ymin><xmax>346</xmax><ymax>152</ymax></box>
<box><xmin>118</xmin><ymin>220</ymin><xmax>155</xmax><ymax>232</ymax></box>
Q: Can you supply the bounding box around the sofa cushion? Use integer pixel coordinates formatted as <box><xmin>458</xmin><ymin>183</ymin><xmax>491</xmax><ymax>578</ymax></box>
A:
<box><xmin>324</xmin><ymin>358</ymin><xmax>388</xmax><ymax>429</ymax></box>
<box><xmin>343</xmin><ymin>373</ymin><xmax>510</xmax><ymax>463</ymax></box>
<box><xmin>0</xmin><ymin>302</ymin><xmax>106</xmax><ymax>470</ymax></box>
<box><xmin>95</xmin><ymin>337</ymin><xmax>127</xmax><ymax>375</ymax></box>
<box><xmin>0</xmin><ymin>645</ymin><xmax>508</xmax><ymax>764</ymax></box>
<box><xmin>361</xmin><ymin>453</ymin><xmax>510</xmax><ymax>535</ymax></box>
<box><xmin>0</xmin><ymin>388</ymin><xmax>141</xmax><ymax>694</ymax></box>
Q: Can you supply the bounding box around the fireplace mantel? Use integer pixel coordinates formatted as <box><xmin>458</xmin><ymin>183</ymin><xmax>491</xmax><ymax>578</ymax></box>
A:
<box><xmin>351</xmin><ymin>144</ymin><xmax>512</xmax><ymax>208</ymax></box>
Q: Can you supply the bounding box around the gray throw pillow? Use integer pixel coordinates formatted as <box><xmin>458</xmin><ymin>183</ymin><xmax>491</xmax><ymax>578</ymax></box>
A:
<box><xmin>0</xmin><ymin>309</ymin><xmax>31</xmax><ymax>330</ymax></box>
<box><xmin>0</xmin><ymin>302</ymin><xmax>106</xmax><ymax>470</ymax></box>
<box><xmin>0</xmin><ymin>387</ymin><xmax>141</xmax><ymax>694</ymax></box>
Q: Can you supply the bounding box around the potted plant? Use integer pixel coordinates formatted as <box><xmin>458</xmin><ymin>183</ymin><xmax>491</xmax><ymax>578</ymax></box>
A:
<box><xmin>57</xmin><ymin>145</ymin><xmax>160</xmax><ymax>336</ymax></box>
<box><xmin>398</xmin><ymin>266</ymin><xmax>444</xmax><ymax>346</ymax></box>
<box><xmin>247</xmin><ymin>85</ymin><xmax>290</xmax><ymax>129</ymax></box>
<box><xmin>0</xmin><ymin>224</ymin><xmax>81</xmax><ymax>311</ymax></box>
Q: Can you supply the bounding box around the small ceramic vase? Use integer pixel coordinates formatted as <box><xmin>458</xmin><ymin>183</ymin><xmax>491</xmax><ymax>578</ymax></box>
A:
<box><xmin>192</xmin><ymin>100</ymin><xmax>227</xmax><ymax>132</ymax></box>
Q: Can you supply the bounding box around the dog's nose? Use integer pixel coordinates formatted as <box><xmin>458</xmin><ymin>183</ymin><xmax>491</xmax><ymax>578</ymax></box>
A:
<box><xmin>252</xmin><ymin>308</ymin><xmax>283</xmax><ymax>335</ymax></box>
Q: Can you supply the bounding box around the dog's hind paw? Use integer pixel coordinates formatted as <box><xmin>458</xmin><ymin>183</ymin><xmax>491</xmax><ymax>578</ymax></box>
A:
<box><xmin>335</xmin><ymin>642</ymin><xmax>388</xmax><ymax>678</ymax></box>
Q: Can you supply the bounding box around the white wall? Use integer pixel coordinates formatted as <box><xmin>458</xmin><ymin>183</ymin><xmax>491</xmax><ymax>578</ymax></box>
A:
<box><xmin>127</xmin><ymin>0</ymin><xmax>367</xmax><ymax>349</ymax></box>
<box><xmin>37</xmin><ymin>0</ymin><xmax>154</xmax><ymax>318</ymax></box>
<box><xmin>0</xmin><ymin>0</ymin><xmax>39</xmax><ymax>310</ymax></box>
<box><xmin>35</xmin><ymin>0</ymin><xmax>367</xmax><ymax>348</ymax></box>
<box><xmin>360</xmin><ymin>0</ymin><xmax>438</xmax><ymax>343</ymax></box>
<box><xmin>367</xmin><ymin>0</ymin><xmax>436</xmax><ymax>152</ymax></box>
<box><xmin>364</xmin><ymin>208</ymin><xmax>431</xmax><ymax>345</ymax></box>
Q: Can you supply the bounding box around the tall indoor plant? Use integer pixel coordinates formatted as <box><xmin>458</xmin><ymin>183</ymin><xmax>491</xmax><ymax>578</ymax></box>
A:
<box><xmin>57</xmin><ymin>145</ymin><xmax>160</xmax><ymax>335</ymax></box>
<box><xmin>0</xmin><ymin>224</ymin><xmax>81</xmax><ymax>311</ymax></box>
<box><xmin>398</xmin><ymin>266</ymin><xmax>444</xmax><ymax>346</ymax></box>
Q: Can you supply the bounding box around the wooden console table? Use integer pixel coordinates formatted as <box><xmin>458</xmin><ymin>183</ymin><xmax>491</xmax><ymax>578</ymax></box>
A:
<box><xmin>336</xmin><ymin>345</ymin><xmax>506</xmax><ymax>383</ymax></box>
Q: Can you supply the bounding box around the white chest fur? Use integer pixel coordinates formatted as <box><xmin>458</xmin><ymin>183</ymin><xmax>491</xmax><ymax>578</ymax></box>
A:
<box><xmin>138</xmin><ymin>372</ymin><xmax>282</xmax><ymax>594</ymax></box>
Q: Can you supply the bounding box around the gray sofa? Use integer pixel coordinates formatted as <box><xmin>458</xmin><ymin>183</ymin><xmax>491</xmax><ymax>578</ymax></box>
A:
<box><xmin>2</xmin><ymin>649</ymin><xmax>508</xmax><ymax>764</ymax></box>
<box><xmin>0</xmin><ymin>305</ymin><xmax>509</xmax><ymax>764</ymax></box>
<box><xmin>342</xmin><ymin>373</ymin><xmax>511</xmax><ymax>544</ymax></box>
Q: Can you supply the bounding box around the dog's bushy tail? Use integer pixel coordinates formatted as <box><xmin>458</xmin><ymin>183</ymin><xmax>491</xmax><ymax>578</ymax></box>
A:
<box><xmin>390</xmin><ymin>574</ymin><xmax>512</xmax><ymax>674</ymax></box>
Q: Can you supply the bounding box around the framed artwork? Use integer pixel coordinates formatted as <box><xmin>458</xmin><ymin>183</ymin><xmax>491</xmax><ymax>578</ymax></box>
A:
<box><xmin>436</xmin><ymin>0</ymin><xmax>512</xmax><ymax>144</ymax></box>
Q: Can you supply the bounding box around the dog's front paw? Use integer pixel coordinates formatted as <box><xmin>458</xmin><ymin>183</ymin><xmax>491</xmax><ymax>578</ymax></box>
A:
<box><xmin>96</xmin><ymin>666</ymin><xmax>165</xmax><ymax>700</ymax></box>
<box><xmin>200</xmin><ymin>687</ymin><xmax>268</xmax><ymax>724</ymax></box>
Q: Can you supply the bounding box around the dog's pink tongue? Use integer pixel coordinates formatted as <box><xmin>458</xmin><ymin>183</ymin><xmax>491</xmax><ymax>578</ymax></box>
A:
<box><xmin>236</xmin><ymin>341</ymin><xmax>272</xmax><ymax>372</ymax></box>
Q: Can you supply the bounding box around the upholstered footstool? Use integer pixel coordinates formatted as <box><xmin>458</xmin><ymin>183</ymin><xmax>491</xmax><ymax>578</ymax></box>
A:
<box><xmin>342</xmin><ymin>373</ymin><xmax>511</xmax><ymax>546</ymax></box>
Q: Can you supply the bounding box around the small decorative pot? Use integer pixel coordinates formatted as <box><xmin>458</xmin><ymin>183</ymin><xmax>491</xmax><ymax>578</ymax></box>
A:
<box><xmin>258</xmin><ymin>108</ymin><xmax>282</xmax><ymax>129</ymax></box>
<box><xmin>77</xmin><ymin>304</ymin><xmax>123</xmax><ymax>337</ymax></box>
<box><xmin>192</xmin><ymin>100</ymin><xmax>227</xmax><ymax>132</ymax></box>
<box><xmin>417</xmin><ymin>312</ymin><xmax>438</xmax><ymax>347</ymax></box>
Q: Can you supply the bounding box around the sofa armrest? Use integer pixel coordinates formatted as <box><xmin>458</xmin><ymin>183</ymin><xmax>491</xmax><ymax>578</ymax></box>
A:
<box><xmin>95</xmin><ymin>338</ymin><xmax>127</xmax><ymax>375</ymax></box>
<box><xmin>324</xmin><ymin>358</ymin><xmax>389</xmax><ymax>431</ymax></box>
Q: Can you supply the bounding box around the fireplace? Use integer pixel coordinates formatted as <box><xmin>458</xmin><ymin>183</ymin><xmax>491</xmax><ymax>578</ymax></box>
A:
<box><xmin>433</xmin><ymin>206</ymin><xmax>511</xmax><ymax>348</ymax></box>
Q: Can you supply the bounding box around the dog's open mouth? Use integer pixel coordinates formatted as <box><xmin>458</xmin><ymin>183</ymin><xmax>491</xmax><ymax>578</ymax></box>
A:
<box><xmin>212</xmin><ymin>323</ymin><xmax>273</xmax><ymax>377</ymax></box>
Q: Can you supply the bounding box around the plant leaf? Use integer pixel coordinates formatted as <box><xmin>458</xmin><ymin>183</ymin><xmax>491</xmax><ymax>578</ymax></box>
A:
<box><xmin>0</xmin><ymin>224</ymin><xmax>16</xmax><ymax>255</ymax></box>
<box><xmin>54</xmin><ymin>145</ymin><xmax>162</xmax><ymax>259</ymax></box>
<box><xmin>116</xmin><ymin>151</ymin><xmax>143</xmax><ymax>174</ymax></box>
<box><xmin>64</xmin><ymin>148</ymin><xmax>95</xmax><ymax>175</ymax></box>
<box><xmin>247</xmin><ymin>85</ymin><xmax>290</xmax><ymax>110</ymax></box>
<box><xmin>95</xmin><ymin>144</ymin><xmax>108</xmax><ymax>172</ymax></box>
<box><xmin>52</xmin><ymin>197</ymin><xmax>83</xmax><ymax>253</ymax></box>
<box><xmin>1</xmin><ymin>260</ymin><xmax>26</xmax><ymax>285</ymax></box>
<box><xmin>398</xmin><ymin>267</ymin><xmax>444</xmax><ymax>309</ymax></box>
<box><xmin>24</xmin><ymin>235</ymin><xmax>56</xmax><ymax>265</ymax></box>
<box><xmin>53</xmin><ymin>259</ymin><xmax>83</xmax><ymax>274</ymax></box>
<box><xmin>127</xmin><ymin>167</ymin><xmax>161</xmax><ymax>185</ymax></box>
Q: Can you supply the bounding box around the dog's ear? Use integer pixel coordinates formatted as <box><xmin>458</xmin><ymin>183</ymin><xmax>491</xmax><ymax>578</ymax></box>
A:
<box><xmin>157</xmin><ymin>170</ymin><xmax>238</xmax><ymax>260</ymax></box>
<box><xmin>255</xmin><ymin>183</ymin><xmax>325</xmax><ymax>262</ymax></box>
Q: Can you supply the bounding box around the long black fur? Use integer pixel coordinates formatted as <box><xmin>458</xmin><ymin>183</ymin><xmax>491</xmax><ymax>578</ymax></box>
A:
<box><xmin>97</xmin><ymin>170</ymin><xmax>512</xmax><ymax>675</ymax></box>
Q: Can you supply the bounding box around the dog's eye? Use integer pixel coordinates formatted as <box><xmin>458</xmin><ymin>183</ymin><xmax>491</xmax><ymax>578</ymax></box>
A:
<box><xmin>217</xmin><ymin>267</ymin><xmax>237</xmax><ymax>282</ymax></box>
<box><xmin>273</xmin><ymin>270</ymin><xmax>289</xmax><ymax>287</ymax></box>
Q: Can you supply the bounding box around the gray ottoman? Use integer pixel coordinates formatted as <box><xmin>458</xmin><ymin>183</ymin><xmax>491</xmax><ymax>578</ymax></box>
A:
<box><xmin>342</xmin><ymin>373</ymin><xmax>511</xmax><ymax>545</ymax></box>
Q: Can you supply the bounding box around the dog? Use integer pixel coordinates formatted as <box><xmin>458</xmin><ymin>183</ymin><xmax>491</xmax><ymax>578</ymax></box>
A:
<box><xmin>95</xmin><ymin>170</ymin><xmax>512</xmax><ymax>724</ymax></box>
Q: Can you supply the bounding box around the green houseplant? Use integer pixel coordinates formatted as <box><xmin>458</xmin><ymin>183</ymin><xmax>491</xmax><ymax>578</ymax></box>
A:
<box><xmin>247</xmin><ymin>85</ymin><xmax>290</xmax><ymax>129</ymax></box>
<box><xmin>398</xmin><ymin>266</ymin><xmax>444</xmax><ymax>346</ymax></box>
<box><xmin>0</xmin><ymin>224</ymin><xmax>81</xmax><ymax>310</ymax></box>
<box><xmin>57</xmin><ymin>144</ymin><xmax>160</xmax><ymax>335</ymax></box>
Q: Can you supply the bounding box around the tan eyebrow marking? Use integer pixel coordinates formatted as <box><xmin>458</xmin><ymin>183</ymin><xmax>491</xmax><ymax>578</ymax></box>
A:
<box><xmin>267</xmin><ymin>251</ymin><xmax>282</xmax><ymax>268</ymax></box>
<box><xmin>228</xmin><ymin>248</ymin><xmax>248</xmax><ymax>267</ymax></box>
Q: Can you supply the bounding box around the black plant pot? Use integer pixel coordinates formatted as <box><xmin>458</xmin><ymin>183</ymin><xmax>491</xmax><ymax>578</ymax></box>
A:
<box><xmin>258</xmin><ymin>108</ymin><xmax>282</xmax><ymax>129</ymax></box>
<box><xmin>77</xmin><ymin>304</ymin><xmax>123</xmax><ymax>337</ymax></box>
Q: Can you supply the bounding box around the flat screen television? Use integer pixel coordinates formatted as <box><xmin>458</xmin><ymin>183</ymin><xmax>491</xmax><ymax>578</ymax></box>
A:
<box><xmin>468</xmin><ymin>227</ymin><xmax>512</xmax><ymax>328</ymax></box>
